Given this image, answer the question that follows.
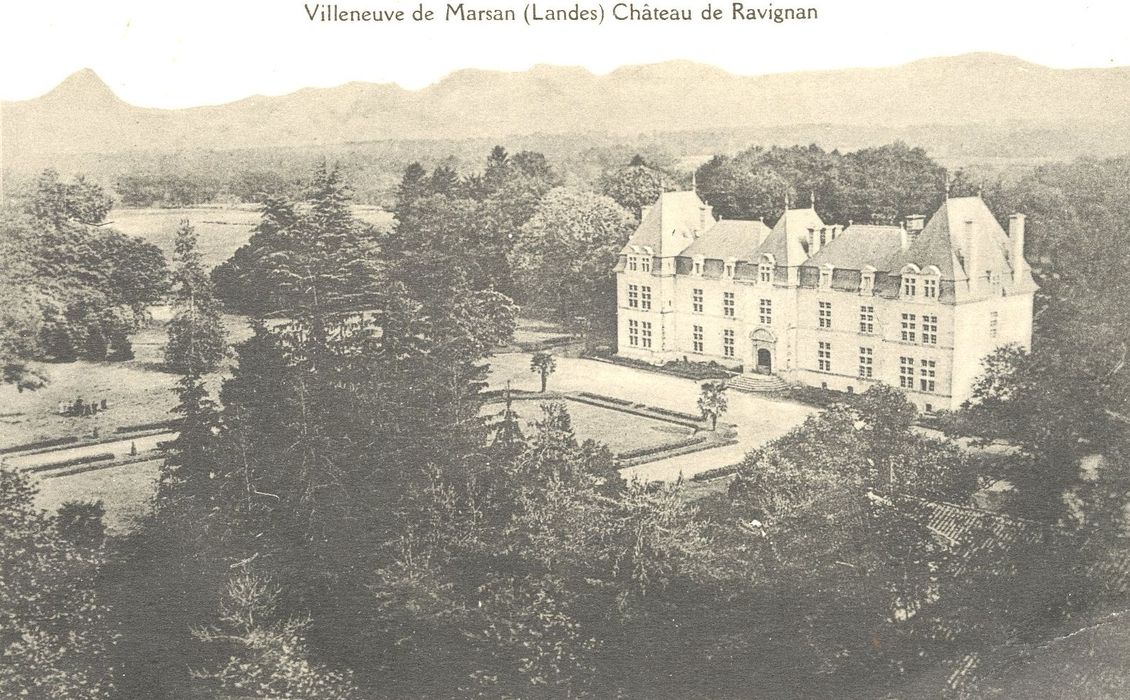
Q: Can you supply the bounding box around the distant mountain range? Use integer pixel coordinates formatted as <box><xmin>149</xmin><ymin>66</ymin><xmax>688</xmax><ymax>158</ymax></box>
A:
<box><xmin>4</xmin><ymin>53</ymin><xmax>1129</xmax><ymax>164</ymax></box>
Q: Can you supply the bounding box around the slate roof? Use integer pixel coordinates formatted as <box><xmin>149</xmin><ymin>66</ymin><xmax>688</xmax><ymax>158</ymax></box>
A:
<box><xmin>884</xmin><ymin>197</ymin><xmax>1022</xmax><ymax>284</ymax></box>
<box><xmin>622</xmin><ymin>191</ymin><xmax>709</xmax><ymax>257</ymax></box>
<box><xmin>680</xmin><ymin>219</ymin><xmax>771</xmax><ymax>261</ymax></box>
<box><xmin>755</xmin><ymin>206</ymin><xmax>826</xmax><ymax>266</ymax></box>
<box><xmin>803</xmin><ymin>225</ymin><xmax>904</xmax><ymax>271</ymax></box>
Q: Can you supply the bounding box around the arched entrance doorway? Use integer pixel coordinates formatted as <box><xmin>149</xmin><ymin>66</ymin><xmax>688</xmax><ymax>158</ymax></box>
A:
<box><xmin>749</xmin><ymin>328</ymin><xmax>776</xmax><ymax>375</ymax></box>
<box><xmin>757</xmin><ymin>348</ymin><xmax>772</xmax><ymax>374</ymax></box>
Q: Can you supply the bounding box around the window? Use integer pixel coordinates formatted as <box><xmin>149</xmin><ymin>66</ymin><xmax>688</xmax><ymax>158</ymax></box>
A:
<box><xmin>919</xmin><ymin>359</ymin><xmax>936</xmax><ymax>393</ymax></box>
<box><xmin>759</xmin><ymin>298</ymin><xmax>772</xmax><ymax>325</ymax></box>
<box><xmin>628</xmin><ymin>319</ymin><xmax>639</xmax><ymax>347</ymax></box>
<box><xmin>692</xmin><ymin>325</ymin><xmax>704</xmax><ymax>353</ymax></box>
<box><xmin>692</xmin><ymin>288</ymin><xmax>703</xmax><ymax>314</ymax></box>
<box><xmin>724</xmin><ymin>262</ymin><xmax>735</xmax><ymax>278</ymax></box>
<box><xmin>628</xmin><ymin>256</ymin><xmax>638</xmax><ymax>272</ymax></box>
<box><xmin>922</xmin><ymin>315</ymin><xmax>938</xmax><ymax>345</ymax></box>
<box><xmin>818</xmin><ymin>341</ymin><xmax>832</xmax><ymax>372</ymax></box>
<box><xmin>899</xmin><ymin>357</ymin><xmax>915</xmax><ymax>389</ymax></box>
<box><xmin>693</xmin><ymin>260</ymin><xmax>703</xmax><ymax>275</ymax></box>
<box><xmin>640</xmin><ymin>257</ymin><xmax>651</xmax><ymax>273</ymax></box>
<box><xmin>859</xmin><ymin>305</ymin><xmax>874</xmax><ymax>334</ymax></box>
<box><xmin>859</xmin><ymin>347</ymin><xmax>873</xmax><ymax>378</ymax></box>
<box><xmin>819</xmin><ymin>268</ymin><xmax>833</xmax><ymax>288</ymax></box>
<box><xmin>901</xmin><ymin>313</ymin><xmax>917</xmax><ymax>343</ymax></box>
<box><xmin>641</xmin><ymin>321</ymin><xmax>652</xmax><ymax>349</ymax></box>
<box><xmin>723</xmin><ymin>292</ymin><xmax>735</xmax><ymax>317</ymax></box>
<box><xmin>722</xmin><ymin>329</ymin><xmax>735</xmax><ymax>358</ymax></box>
<box><xmin>640</xmin><ymin>286</ymin><xmax>652</xmax><ymax>311</ymax></box>
<box><xmin>818</xmin><ymin>301</ymin><xmax>832</xmax><ymax>329</ymax></box>
<box><xmin>990</xmin><ymin>311</ymin><xmax>999</xmax><ymax>339</ymax></box>
<box><xmin>627</xmin><ymin>284</ymin><xmax>639</xmax><ymax>309</ymax></box>
<box><xmin>923</xmin><ymin>277</ymin><xmax>938</xmax><ymax>299</ymax></box>
<box><xmin>902</xmin><ymin>275</ymin><xmax>917</xmax><ymax>297</ymax></box>
<box><xmin>759</xmin><ymin>261</ymin><xmax>774</xmax><ymax>284</ymax></box>
<box><xmin>861</xmin><ymin>272</ymin><xmax>874</xmax><ymax>293</ymax></box>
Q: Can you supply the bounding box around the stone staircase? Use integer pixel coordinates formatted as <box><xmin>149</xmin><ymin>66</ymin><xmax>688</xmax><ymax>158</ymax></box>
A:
<box><xmin>726</xmin><ymin>373</ymin><xmax>788</xmax><ymax>394</ymax></box>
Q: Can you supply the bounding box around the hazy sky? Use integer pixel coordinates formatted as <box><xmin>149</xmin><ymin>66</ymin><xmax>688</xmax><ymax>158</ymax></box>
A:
<box><xmin>3</xmin><ymin>0</ymin><xmax>1128</xmax><ymax>107</ymax></box>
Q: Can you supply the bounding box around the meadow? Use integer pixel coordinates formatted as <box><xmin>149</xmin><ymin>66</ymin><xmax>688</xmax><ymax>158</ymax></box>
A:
<box><xmin>109</xmin><ymin>205</ymin><xmax>395</xmax><ymax>267</ymax></box>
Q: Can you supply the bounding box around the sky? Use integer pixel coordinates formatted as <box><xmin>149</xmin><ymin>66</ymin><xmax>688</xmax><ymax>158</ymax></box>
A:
<box><xmin>2</xmin><ymin>0</ymin><xmax>1129</xmax><ymax>108</ymax></box>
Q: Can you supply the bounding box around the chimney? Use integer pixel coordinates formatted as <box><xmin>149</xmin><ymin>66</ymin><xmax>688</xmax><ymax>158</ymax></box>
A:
<box><xmin>905</xmin><ymin>215</ymin><xmax>925</xmax><ymax>234</ymax></box>
<box><xmin>965</xmin><ymin>219</ymin><xmax>980</xmax><ymax>290</ymax></box>
<box><xmin>899</xmin><ymin>223</ymin><xmax>909</xmax><ymax>251</ymax></box>
<box><xmin>1009</xmin><ymin>213</ymin><xmax>1026</xmax><ymax>283</ymax></box>
<box><xmin>700</xmin><ymin>203</ymin><xmax>713</xmax><ymax>233</ymax></box>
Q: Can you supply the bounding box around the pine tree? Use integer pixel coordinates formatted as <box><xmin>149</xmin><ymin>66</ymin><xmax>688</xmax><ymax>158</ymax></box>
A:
<box><xmin>165</xmin><ymin>220</ymin><xmax>227</xmax><ymax>373</ymax></box>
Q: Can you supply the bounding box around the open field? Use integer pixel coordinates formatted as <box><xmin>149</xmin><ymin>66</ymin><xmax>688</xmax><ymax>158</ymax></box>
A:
<box><xmin>32</xmin><ymin>459</ymin><xmax>161</xmax><ymax>535</ymax></box>
<box><xmin>108</xmin><ymin>205</ymin><xmax>395</xmax><ymax>268</ymax></box>
<box><xmin>502</xmin><ymin>397</ymin><xmax>696</xmax><ymax>455</ymax></box>
<box><xmin>0</xmin><ymin>312</ymin><xmax>252</xmax><ymax>449</ymax></box>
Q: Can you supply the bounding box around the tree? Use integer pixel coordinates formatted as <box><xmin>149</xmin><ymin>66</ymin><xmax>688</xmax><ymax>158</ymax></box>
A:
<box><xmin>2</xmin><ymin>171</ymin><xmax>167</xmax><ymax>365</ymax></box>
<box><xmin>0</xmin><ymin>468</ymin><xmax>114</xmax><ymax>697</ymax></box>
<box><xmin>192</xmin><ymin>571</ymin><xmax>358</xmax><ymax>698</ymax></box>
<box><xmin>599</xmin><ymin>158</ymin><xmax>670</xmax><ymax>218</ymax></box>
<box><xmin>510</xmin><ymin>187</ymin><xmax>635</xmax><ymax>334</ymax></box>
<box><xmin>697</xmin><ymin>381</ymin><xmax>728</xmax><ymax>430</ymax></box>
<box><xmin>530</xmin><ymin>352</ymin><xmax>557</xmax><ymax>392</ymax></box>
<box><xmin>165</xmin><ymin>220</ymin><xmax>227</xmax><ymax>374</ymax></box>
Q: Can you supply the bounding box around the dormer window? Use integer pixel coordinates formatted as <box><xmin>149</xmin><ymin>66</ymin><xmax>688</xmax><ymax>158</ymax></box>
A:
<box><xmin>819</xmin><ymin>264</ymin><xmax>834</xmax><ymax>289</ymax></box>
<box><xmin>724</xmin><ymin>260</ymin><xmax>736</xmax><ymax>279</ymax></box>
<box><xmin>693</xmin><ymin>255</ymin><xmax>704</xmax><ymax>276</ymax></box>
<box><xmin>640</xmin><ymin>256</ymin><xmax>651</xmax><ymax>273</ymax></box>
<box><xmin>628</xmin><ymin>256</ymin><xmax>638</xmax><ymax>272</ymax></box>
<box><xmin>900</xmin><ymin>264</ymin><xmax>921</xmax><ymax>298</ymax></box>
<box><xmin>859</xmin><ymin>265</ymin><xmax>876</xmax><ymax>294</ymax></box>
<box><xmin>758</xmin><ymin>254</ymin><xmax>775</xmax><ymax>284</ymax></box>
<box><xmin>922</xmin><ymin>266</ymin><xmax>941</xmax><ymax>300</ymax></box>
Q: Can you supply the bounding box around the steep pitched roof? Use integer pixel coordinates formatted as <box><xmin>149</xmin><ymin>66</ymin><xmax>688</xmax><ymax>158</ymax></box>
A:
<box><xmin>884</xmin><ymin>197</ymin><xmax>1000</xmax><ymax>280</ymax></box>
<box><xmin>680</xmin><ymin>219</ymin><xmax>771</xmax><ymax>261</ymax></box>
<box><xmin>803</xmin><ymin>225</ymin><xmax>904</xmax><ymax>271</ymax></box>
<box><xmin>621</xmin><ymin>191</ymin><xmax>709</xmax><ymax>257</ymax></box>
<box><xmin>755</xmin><ymin>207</ymin><xmax>826</xmax><ymax>266</ymax></box>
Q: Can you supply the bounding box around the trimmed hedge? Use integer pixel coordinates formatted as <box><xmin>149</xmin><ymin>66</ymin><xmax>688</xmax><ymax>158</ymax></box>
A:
<box><xmin>617</xmin><ymin>434</ymin><xmax>706</xmax><ymax>461</ymax></box>
<box><xmin>691</xmin><ymin>465</ymin><xmax>741</xmax><ymax>482</ymax></box>
<box><xmin>115</xmin><ymin>419</ymin><xmax>181</xmax><ymax>434</ymax></box>
<box><xmin>1</xmin><ymin>435</ymin><xmax>79</xmax><ymax>455</ymax></box>
<box><xmin>28</xmin><ymin>452</ymin><xmax>115</xmax><ymax>473</ymax></box>
<box><xmin>577</xmin><ymin>391</ymin><xmax>633</xmax><ymax>407</ymax></box>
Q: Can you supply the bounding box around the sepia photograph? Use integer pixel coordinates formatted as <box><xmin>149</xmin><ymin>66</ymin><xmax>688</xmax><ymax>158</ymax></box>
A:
<box><xmin>2</xmin><ymin>1</ymin><xmax>1130</xmax><ymax>697</ymax></box>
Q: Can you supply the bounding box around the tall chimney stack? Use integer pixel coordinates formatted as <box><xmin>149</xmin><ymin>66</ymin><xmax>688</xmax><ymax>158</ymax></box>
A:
<box><xmin>899</xmin><ymin>223</ymin><xmax>909</xmax><ymax>251</ymax></box>
<box><xmin>1009</xmin><ymin>213</ymin><xmax>1026</xmax><ymax>284</ymax></box>
<box><xmin>965</xmin><ymin>219</ymin><xmax>980</xmax><ymax>291</ymax></box>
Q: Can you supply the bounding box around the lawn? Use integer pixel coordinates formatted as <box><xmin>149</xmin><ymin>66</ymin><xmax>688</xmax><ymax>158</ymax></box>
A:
<box><xmin>32</xmin><ymin>459</ymin><xmax>161</xmax><ymax>535</ymax></box>
<box><xmin>0</xmin><ymin>313</ymin><xmax>252</xmax><ymax>449</ymax></box>
<box><xmin>502</xmin><ymin>397</ymin><xmax>696</xmax><ymax>455</ymax></box>
<box><xmin>108</xmin><ymin>205</ymin><xmax>395</xmax><ymax>268</ymax></box>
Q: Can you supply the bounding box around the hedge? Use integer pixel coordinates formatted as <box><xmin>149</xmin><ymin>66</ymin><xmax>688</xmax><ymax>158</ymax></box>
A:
<box><xmin>28</xmin><ymin>452</ymin><xmax>115</xmax><ymax>473</ymax></box>
<box><xmin>0</xmin><ymin>435</ymin><xmax>80</xmax><ymax>455</ymax></box>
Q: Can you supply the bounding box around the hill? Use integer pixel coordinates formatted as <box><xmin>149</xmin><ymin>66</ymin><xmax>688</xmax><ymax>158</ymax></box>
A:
<box><xmin>5</xmin><ymin>53</ymin><xmax>1130</xmax><ymax>163</ymax></box>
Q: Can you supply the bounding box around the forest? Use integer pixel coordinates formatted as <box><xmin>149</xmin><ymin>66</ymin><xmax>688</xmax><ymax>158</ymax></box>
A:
<box><xmin>2</xmin><ymin>141</ymin><xmax>1129</xmax><ymax>697</ymax></box>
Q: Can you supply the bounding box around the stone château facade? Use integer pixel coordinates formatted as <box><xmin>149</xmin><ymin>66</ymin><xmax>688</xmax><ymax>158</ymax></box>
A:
<box><xmin>614</xmin><ymin>191</ymin><xmax>1038</xmax><ymax>412</ymax></box>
